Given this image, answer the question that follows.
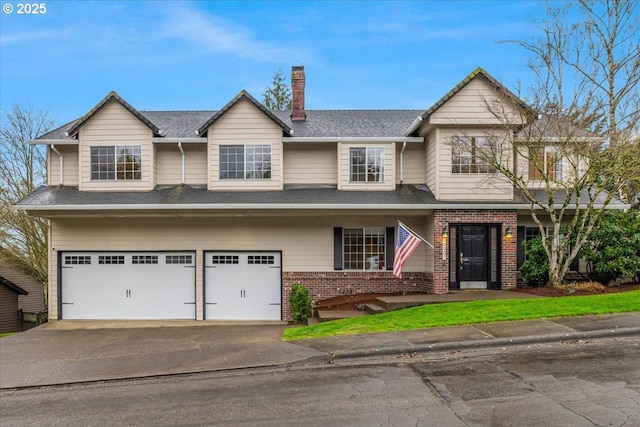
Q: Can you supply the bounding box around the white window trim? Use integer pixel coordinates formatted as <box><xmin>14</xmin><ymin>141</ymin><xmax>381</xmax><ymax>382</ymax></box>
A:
<box><xmin>349</xmin><ymin>147</ymin><xmax>385</xmax><ymax>183</ymax></box>
<box><xmin>219</xmin><ymin>144</ymin><xmax>272</xmax><ymax>180</ymax></box>
<box><xmin>90</xmin><ymin>145</ymin><xmax>142</xmax><ymax>181</ymax></box>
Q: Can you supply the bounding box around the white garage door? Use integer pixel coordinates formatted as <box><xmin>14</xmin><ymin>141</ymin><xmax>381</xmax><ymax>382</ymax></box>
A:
<box><xmin>205</xmin><ymin>252</ymin><xmax>282</xmax><ymax>320</ymax></box>
<box><xmin>60</xmin><ymin>251</ymin><xmax>196</xmax><ymax>320</ymax></box>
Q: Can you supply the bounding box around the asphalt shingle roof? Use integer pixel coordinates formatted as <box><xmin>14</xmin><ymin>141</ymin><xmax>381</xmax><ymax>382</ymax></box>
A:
<box><xmin>37</xmin><ymin>109</ymin><xmax>423</xmax><ymax>141</ymax></box>
<box><xmin>15</xmin><ymin>185</ymin><xmax>628</xmax><ymax>211</ymax></box>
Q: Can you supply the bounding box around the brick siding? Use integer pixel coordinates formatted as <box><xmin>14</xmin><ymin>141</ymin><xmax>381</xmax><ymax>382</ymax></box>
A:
<box><xmin>433</xmin><ymin>209</ymin><xmax>518</xmax><ymax>292</ymax></box>
<box><xmin>281</xmin><ymin>271</ymin><xmax>433</xmax><ymax>321</ymax></box>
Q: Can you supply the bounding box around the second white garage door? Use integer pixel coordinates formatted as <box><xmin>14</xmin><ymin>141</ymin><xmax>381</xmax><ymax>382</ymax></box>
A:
<box><xmin>205</xmin><ymin>252</ymin><xmax>282</xmax><ymax>320</ymax></box>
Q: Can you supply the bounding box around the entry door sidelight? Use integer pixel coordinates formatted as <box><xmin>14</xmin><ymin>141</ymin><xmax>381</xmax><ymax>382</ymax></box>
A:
<box><xmin>460</xmin><ymin>225</ymin><xmax>488</xmax><ymax>289</ymax></box>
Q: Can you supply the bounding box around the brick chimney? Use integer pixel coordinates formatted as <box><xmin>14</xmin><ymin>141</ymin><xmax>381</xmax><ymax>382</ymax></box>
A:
<box><xmin>291</xmin><ymin>65</ymin><xmax>306</xmax><ymax>121</ymax></box>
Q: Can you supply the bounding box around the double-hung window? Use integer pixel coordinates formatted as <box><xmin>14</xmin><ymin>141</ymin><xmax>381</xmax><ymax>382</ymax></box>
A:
<box><xmin>350</xmin><ymin>147</ymin><xmax>384</xmax><ymax>182</ymax></box>
<box><xmin>529</xmin><ymin>147</ymin><xmax>562</xmax><ymax>181</ymax></box>
<box><xmin>451</xmin><ymin>136</ymin><xmax>497</xmax><ymax>173</ymax></box>
<box><xmin>343</xmin><ymin>227</ymin><xmax>386</xmax><ymax>270</ymax></box>
<box><xmin>219</xmin><ymin>144</ymin><xmax>271</xmax><ymax>179</ymax></box>
<box><xmin>90</xmin><ymin>146</ymin><xmax>141</xmax><ymax>180</ymax></box>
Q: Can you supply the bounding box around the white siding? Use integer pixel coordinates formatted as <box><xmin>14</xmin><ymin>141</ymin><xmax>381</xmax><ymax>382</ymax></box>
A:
<box><xmin>337</xmin><ymin>142</ymin><xmax>396</xmax><ymax>191</ymax></box>
<box><xmin>396</xmin><ymin>142</ymin><xmax>426</xmax><ymax>185</ymax></box>
<box><xmin>48</xmin><ymin>215</ymin><xmax>432</xmax><ymax>320</ymax></box>
<box><xmin>156</xmin><ymin>143</ymin><xmax>207</xmax><ymax>185</ymax></box>
<box><xmin>430</xmin><ymin>78</ymin><xmax>525</xmax><ymax>126</ymax></box>
<box><xmin>208</xmin><ymin>99</ymin><xmax>283</xmax><ymax>191</ymax></box>
<box><xmin>78</xmin><ymin>101</ymin><xmax>154</xmax><ymax>191</ymax></box>
<box><xmin>283</xmin><ymin>143</ymin><xmax>337</xmax><ymax>185</ymax></box>
<box><xmin>436</xmin><ymin>128</ymin><xmax>514</xmax><ymax>201</ymax></box>
<box><xmin>48</xmin><ymin>145</ymin><xmax>79</xmax><ymax>186</ymax></box>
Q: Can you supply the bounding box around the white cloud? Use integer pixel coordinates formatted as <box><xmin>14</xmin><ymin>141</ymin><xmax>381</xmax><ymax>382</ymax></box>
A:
<box><xmin>0</xmin><ymin>29</ymin><xmax>71</xmax><ymax>47</ymax></box>
<box><xmin>159</xmin><ymin>3</ymin><xmax>302</xmax><ymax>62</ymax></box>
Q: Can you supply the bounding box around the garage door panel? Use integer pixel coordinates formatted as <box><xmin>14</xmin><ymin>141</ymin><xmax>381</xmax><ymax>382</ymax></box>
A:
<box><xmin>61</xmin><ymin>252</ymin><xmax>196</xmax><ymax>320</ymax></box>
<box><xmin>205</xmin><ymin>252</ymin><xmax>281</xmax><ymax>321</ymax></box>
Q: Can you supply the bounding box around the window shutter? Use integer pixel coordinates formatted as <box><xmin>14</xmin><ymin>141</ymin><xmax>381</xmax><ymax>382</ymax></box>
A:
<box><xmin>517</xmin><ymin>226</ymin><xmax>525</xmax><ymax>268</ymax></box>
<box><xmin>386</xmin><ymin>227</ymin><xmax>395</xmax><ymax>270</ymax></box>
<box><xmin>333</xmin><ymin>227</ymin><xmax>343</xmax><ymax>270</ymax></box>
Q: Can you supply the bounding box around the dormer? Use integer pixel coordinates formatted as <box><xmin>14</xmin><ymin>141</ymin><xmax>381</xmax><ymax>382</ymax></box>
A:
<box><xmin>198</xmin><ymin>90</ymin><xmax>292</xmax><ymax>191</ymax></box>
<box><xmin>69</xmin><ymin>92</ymin><xmax>163</xmax><ymax>192</ymax></box>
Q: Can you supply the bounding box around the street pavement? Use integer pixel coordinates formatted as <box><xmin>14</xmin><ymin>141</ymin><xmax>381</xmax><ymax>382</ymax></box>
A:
<box><xmin>1</xmin><ymin>313</ymin><xmax>639</xmax><ymax>389</ymax></box>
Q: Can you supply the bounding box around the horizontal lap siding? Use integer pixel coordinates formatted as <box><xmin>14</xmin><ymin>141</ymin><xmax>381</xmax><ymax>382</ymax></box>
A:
<box><xmin>337</xmin><ymin>142</ymin><xmax>396</xmax><ymax>191</ymax></box>
<box><xmin>48</xmin><ymin>145</ymin><xmax>79</xmax><ymax>186</ymax></box>
<box><xmin>425</xmin><ymin>131</ymin><xmax>438</xmax><ymax>196</ymax></box>
<box><xmin>437</xmin><ymin>128</ymin><xmax>513</xmax><ymax>201</ymax></box>
<box><xmin>156</xmin><ymin>144</ymin><xmax>207</xmax><ymax>185</ymax></box>
<box><xmin>396</xmin><ymin>142</ymin><xmax>426</xmax><ymax>185</ymax></box>
<box><xmin>48</xmin><ymin>216</ymin><xmax>433</xmax><ymax>319</ymax></box>
<box><xmin>0</xmin><ymin>268</ymin><xmax>44</xmax><ymax>313</ymax></box>
<box><xmin>0</xmin><ymin>286</ymin><xmax>19</xmax><ymax>332</ymax></box>
<box><xmin>208</xmin><ymin>99</ymin><xmax>282</xmax><ymax>191</ymax></box>
<box><xmin>78</xmin><ymin>102</ymin><xmax>153</xmax><ymax>191</ymax></box>
<box><xmin>430</xmin><ymin>79</ymin><xmax>524</xmax><ymax>125</ymax></box>
<box><xmin>283</xmin><ymin>143</ymin><xmax>337</xmax><ymax>185</ymax></box>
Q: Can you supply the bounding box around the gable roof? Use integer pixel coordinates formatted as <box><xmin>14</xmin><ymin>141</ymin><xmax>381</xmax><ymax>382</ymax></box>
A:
<box><xmin>0</xmin><ymin>276</ymin><xmax>29</xmax><ymax>295</ymax></box>
<box><xmin>405</xmin><ymin>67</ymin><xmax>531</xmax><ymax>136</ymax></box>
<box><xmin>197</xmin><ymin>90</ymin><xmax>293</xmax><ymax>137</ymax></box>
<box><xmin>66</xmin><ymin>91</ymin><xmax>165</xmax><ymax>138</ymax></box>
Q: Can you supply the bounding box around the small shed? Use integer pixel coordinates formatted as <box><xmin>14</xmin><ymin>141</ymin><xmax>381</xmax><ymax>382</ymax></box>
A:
<box><xmin>0</xmin><ymin>276</ymin><xmax>29</xmax><ymax>333</ymax></box>
<box><xmin>0</xmin><ymin>267</ymin><xmax>45</xmax><ymax>314</ymax></box>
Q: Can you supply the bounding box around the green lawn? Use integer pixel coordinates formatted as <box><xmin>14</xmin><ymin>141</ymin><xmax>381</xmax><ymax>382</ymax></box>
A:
<box><xmin>283</xmin><ymin>290</ymin><xmax>640</xmax><ymax>341</ymax></box>
<box><xmin>0</xmin><ymin>332</ymin><xmax>17</xmax><ymax>338</ymax></box>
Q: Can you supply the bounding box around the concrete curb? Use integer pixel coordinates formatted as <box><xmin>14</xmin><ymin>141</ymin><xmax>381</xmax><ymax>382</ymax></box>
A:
<box><xmin>0</xmin><ymin>353</ymin><xmax>333</xmax><ymax>392</ymax></box>
<box><xmin>329</xmin><ymin>327</ymin><xmax>640</xmax><ymax>359</ymax></box>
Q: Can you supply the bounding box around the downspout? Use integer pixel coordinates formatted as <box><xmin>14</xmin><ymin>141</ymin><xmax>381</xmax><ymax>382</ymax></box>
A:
<box><xmin>51</xmin><ymin>144</ymin><xmax>63</xmax><ymax>185</ymax></box>
<box><xmin>177</xmin><ymin>142</ymin><xmax>185</xmax><ymax>185</ymax></box>
<box><xmin>399</xmin><ymin>141</ymin><xmax>407</xmax><ymax>185</ymax></box>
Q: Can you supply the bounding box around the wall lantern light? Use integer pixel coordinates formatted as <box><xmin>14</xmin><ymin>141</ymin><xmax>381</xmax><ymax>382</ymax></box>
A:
<box><xmin>505</xmin><ymin>227</ymin><xmax>513</xmax><ymax>239</ymax></box>
<box><xmin>441</xmin><ymin>225</ymin><xmax>449</xmax><ymax>260</ymax></box>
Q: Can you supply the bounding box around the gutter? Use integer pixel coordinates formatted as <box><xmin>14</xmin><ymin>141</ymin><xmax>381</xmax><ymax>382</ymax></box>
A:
<box><xmin>50</xmin><ymin>144</ymin><xmax>64</xmax><ymax>185</ymax></box>
<box><xmin>14</xmin><ymin>202</ymin><xmax>629</xmax><ymax>212</ymax></box>
<box><xmin>30</xmin><ymin>139</ymin><xmax>77</xmax><ymax>145</ymax></box>
<box><xmin>283</xmin><ymin>137</ymin><xmax>423</xmax><ymax>143</ymax></box>
<box><xmin>404</xmin><ymin>116</ymin><xmax>423</xmax><ymax>137</ymax></box>
<box><xmin>152</xmin><ymin>138</ymin><xmax>207</xmax><ymax>143</ymax></box>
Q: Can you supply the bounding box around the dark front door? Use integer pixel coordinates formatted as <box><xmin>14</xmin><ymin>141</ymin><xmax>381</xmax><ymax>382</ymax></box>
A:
<box><xmin>460</xmin><ymin>225</ymin><xmax>488</xmax><ymax>289</ymax></box>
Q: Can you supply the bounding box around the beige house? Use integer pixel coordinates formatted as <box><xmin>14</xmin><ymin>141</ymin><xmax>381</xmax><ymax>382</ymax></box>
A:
<box><xmin>16</xmin><ymin>67</ymin><xmax>625</xmax><ymax>322</ymax></box>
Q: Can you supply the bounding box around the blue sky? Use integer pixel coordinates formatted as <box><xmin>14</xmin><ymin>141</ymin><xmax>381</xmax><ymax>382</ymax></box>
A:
<box><xmin>1</xmin><ymin>0</ymin><xmax>548</xmax><ymax>126</ymax></box>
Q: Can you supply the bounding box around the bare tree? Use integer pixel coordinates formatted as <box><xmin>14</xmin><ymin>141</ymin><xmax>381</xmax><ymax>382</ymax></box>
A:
<box><xmin>262</xmin><ymin>69</ymin><xmax>292</xmax><ymax>110</ymax></box>
<box><xmin>0</xmin><ymin>104</ymin><xmax>54</xmax><ymax>291</ymax></box>
<box><xmin>457</xmin><ymin>0</ymin><xmax>639</xmax><ymax>286</ymax></box>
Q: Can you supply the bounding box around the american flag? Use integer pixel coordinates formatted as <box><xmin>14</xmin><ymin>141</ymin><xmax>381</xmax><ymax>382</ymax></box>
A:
<box><xmin>393</xmin><ymin>223</ymin><xmax>422</xmax><ymax>279</ymax></box>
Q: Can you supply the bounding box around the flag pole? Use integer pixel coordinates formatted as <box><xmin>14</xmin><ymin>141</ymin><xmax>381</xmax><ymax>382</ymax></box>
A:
<box><xmin>398</xmin><ymin>221</ymin><xmax>434</xmax><ymax>249</ymax></box>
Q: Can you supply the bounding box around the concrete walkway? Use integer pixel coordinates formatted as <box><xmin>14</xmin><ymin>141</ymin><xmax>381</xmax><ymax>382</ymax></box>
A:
<box><xmin>1</xmin><ymin>312</ymin><xmax>639</xmax><ymax>389</ymax></box>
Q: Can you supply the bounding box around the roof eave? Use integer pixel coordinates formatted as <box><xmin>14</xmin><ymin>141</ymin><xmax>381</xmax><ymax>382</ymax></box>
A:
<box><xmin>197</xmin><ymin>90</ymin><xmax>293</xmax><ymax>137</ymax></box>
<box><xmin>66</xmin><ymin>91</ymin><xmax>164</xmax><ymax>138</ymax></box>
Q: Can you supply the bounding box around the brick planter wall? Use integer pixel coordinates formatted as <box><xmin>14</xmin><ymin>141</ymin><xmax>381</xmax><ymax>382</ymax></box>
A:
<box><xmin>281</xmin><ymin>271</ymin><xmax>433</xmax><ymax>321</ymax></box>
<box><xmin>433</xmin><ymin>209</ymin><xmax>518</xmax><ymax>293</ymax></box>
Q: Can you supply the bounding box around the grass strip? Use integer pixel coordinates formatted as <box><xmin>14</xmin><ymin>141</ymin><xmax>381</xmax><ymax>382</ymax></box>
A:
<box><xmin>283</xmin><ymin>290</ymin><xmax>640</xmax><ymax>341</ymax></box>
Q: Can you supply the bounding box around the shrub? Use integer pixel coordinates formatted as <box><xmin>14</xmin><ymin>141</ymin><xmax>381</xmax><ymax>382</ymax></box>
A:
<box><xmin>580</xmin><ymin>210</ymin><xmax>640</xmax><ymax>284</ymax></box>
<box><xmin>289</xmin><ymin>283</ymin><xmax>312</xmax><ymax>324</ymax></box>
<box><xmin>520</xmin><ymin>237</ymin><xmax>549</xmax><ymax>287</ymax></box>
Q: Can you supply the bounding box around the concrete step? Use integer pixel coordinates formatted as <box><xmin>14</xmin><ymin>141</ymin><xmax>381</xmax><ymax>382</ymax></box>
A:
<box><xmin>316</xmin><ymin>309</ymin><xmax>367</xmax><ymax>322</ymax></box>
<box><xmin>374</xmin><ymin>297</ymin><xmax>433</xmax><ymax>311</ymax></box>
<box><xmin>364</xmin><ymin>303</ymin><xmax>386</xmax><ymax>315</ymax></box>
